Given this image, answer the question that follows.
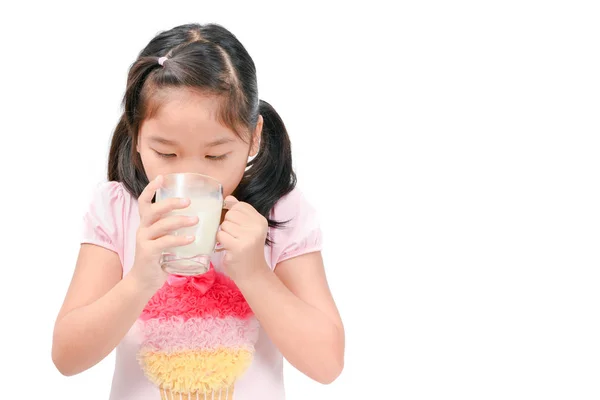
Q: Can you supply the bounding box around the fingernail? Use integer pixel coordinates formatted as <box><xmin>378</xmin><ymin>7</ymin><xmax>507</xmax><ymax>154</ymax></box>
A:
<box><xmin>186</xmin><ymin>235</ymin><xmax>195</xmax><ymax>241</ymax></box>
<box><xmin>180</xmin><ymin>198</ymin><xmax>189</xmax><ymax>205</ymax></box>
<box><xmin>188</xmin><ymin>216</ymin><xmax>198</xmax><ymax>222</ymax></box>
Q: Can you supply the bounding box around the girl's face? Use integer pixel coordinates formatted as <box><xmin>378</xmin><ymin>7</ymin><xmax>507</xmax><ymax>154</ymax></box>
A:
<box><xmin>137</xmin><ymin>89</ymin><xmax>262</xmax><ymax>197</ymax></box>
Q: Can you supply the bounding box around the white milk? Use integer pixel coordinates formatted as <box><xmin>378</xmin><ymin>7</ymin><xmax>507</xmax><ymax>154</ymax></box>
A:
<box><xmin>168</xmin><ymin>195</ymin><xmax>223</xmax><ymax>257</ymax></box>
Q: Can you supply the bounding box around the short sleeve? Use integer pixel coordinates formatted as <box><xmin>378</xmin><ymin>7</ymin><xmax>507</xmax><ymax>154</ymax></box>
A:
<box><xmin>81</xmin><ymin>181</ymin><xmax>127</xmax><ymax>264</ymax></box>
<box><xmin>269</xmin><ymin>189</ymin><xmax>323</xmax><ymax>267</ymax></box>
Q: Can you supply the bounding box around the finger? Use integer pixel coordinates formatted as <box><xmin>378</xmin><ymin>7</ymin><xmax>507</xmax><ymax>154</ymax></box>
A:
<box><xmin>223</xmin><ymin>195</ymin><xmax>239</xmax><ymax>210</ymax></box>
<box><xmin>216</xmin><ymin>229</ymin><xmax>237</xmax><ymax>248</ymax></box>
<box><xmin>142</xmin><ymin>197</ymin><xmax>191</xmax><ymax>226</ymax></box>
<box><xmin>223</xmin><ymin>208</ymin><xmax>247</xmax><ymax>225</ymax></box>
<box><xmin>220</xmin><ymin>220</ymin><xmax>242</xmax><ymax>239</ymax></box>
<box><xmin>138</xmin><ymin>175</ymin><xmax>164</xmax><ymax>215</ymax></box>
<box><xmin>153</xmin><ymin>234</ymin><xmax>195</xmax><ymax>250</ymax></box>
<box><xmin>145</xmin><ymin>215</ymin><xmax>199</xmax><ymax>240</ymax></box>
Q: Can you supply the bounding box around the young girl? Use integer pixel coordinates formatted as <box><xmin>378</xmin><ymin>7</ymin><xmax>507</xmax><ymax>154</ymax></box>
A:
<box><xmin>52</xmin><ymin>23</ymin><xmax>344</xmax><ymax>400</ymax></box>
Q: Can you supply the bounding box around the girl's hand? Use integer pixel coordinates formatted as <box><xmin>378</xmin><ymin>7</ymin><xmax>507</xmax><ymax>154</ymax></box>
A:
<box><xmin>217</xmin><ymin>196</ymin><xmax>269</xmax><ymax>282</ymax></box>
<box><xmin>129</xmin><ymin>175</ymin><xmax>198</xmax><ymax>292</ymax></box>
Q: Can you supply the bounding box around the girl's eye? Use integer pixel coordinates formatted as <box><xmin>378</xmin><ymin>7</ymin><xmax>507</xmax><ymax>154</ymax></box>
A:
<box><xmin>206</xmin><ymin>154</ymin><xmax>228</xmax><ymax>161</ymax></box>
<box><xmin>155</xmin><ymin>151</ymin><xmax>176</xmax><ymax>158</ymax></box>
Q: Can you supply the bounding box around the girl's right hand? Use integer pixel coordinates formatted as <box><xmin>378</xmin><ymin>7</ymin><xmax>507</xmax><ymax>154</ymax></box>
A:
<box><xmin>129</xmin><ymin>175</ymin><xmax>198</xmax><ymax>292</ymax></box>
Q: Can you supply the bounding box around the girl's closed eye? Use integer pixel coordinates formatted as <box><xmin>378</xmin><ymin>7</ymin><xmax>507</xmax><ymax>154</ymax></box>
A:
<box><xmin>154</xmin><ymin>150</ymin><xmax>176</xmax><ymax>158</ymax></box>
<box><xmin>206</xmin><ymin>153</ymin><xmax>229</xmax><ymax>161</ymax></box>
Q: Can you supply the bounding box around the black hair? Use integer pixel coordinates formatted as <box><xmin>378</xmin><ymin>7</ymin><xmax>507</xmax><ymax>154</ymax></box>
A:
<box><xmin>107</xmin><ymin>23</ymin><xmax>296</xmax><ymax>241</ymax></box>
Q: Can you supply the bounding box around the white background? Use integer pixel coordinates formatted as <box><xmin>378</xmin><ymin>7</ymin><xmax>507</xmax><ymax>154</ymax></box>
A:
<box><xmin>1</xmin><ymin>1</ymin><xmax>599</xmax><ymax>399</ymax></box>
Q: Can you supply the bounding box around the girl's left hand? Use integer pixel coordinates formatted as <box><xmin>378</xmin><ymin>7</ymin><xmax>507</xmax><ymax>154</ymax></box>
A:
<box><xmin>217</xmin><ymin>196</ymin><xmax>269</xmax><ymax>282</ymax></box>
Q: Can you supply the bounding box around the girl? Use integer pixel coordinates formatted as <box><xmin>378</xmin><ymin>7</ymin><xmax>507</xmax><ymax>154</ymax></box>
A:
<box><xmin>52</xmin><ymin>23</ymin><xmax>344</xmax><ymax>400</ymax></box>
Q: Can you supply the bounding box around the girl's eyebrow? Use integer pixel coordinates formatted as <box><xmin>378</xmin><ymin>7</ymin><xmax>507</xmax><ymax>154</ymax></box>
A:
<box><xmin>148</xmin><ymin>136</ymin><xmax>233</xmax><ymax>147</ymax></box>
<box><xmin>206</xmin><ymin>137</ymin><xmax>234</xmax><ymax>147</ymax></box>
<box><xmin>149</xmin><ymin>136</ymin><xmax>178</xmax><ymax>145</ymax></box>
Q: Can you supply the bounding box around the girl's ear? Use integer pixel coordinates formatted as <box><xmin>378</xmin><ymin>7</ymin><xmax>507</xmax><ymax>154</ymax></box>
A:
<box><xmin>250</xmin><ymin>115</ymin><xmax>263</xmax><ymax>157</ymax></box>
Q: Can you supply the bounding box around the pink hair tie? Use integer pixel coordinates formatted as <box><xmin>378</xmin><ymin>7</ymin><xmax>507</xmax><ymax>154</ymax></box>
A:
<box><xmin>158</xmin><ymin>56</ymin><xmax>168</xmax><ymax>66</ymax></box>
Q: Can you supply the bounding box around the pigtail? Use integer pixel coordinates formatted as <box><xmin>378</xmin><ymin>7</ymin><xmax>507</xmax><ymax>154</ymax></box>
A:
<box><xmin>107</xmin><ymin>114</ymin><xmax>132</xmax><ymax>183</ymax></box>
<box><xmin>108</xmin><ymin>57</ymin><xmax>165</xmax><ymax>198</ymax></box>
<box><xmin>234</xmin><ymin>100</ymin><xmax>296</xmax><ymax>231</ymax></box>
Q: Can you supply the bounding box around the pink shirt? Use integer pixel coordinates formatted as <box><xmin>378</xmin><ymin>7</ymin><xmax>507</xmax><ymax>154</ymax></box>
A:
<box><xmin>81</xmin><ymin>181</ymin><xmax>322</xmax><ymax>400</ymax></box>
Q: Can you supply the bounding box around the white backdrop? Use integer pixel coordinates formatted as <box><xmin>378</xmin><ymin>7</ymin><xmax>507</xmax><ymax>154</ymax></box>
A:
<box><xmin>1</xmin><ymin>1</ymin><xmax>599</xmax><ymax>399</ymax></box>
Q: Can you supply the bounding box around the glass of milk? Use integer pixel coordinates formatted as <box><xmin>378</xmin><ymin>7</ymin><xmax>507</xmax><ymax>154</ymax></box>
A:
<box><xmin>156</xmin><ymin>173</ymin><xmax>224</xmax><ymax>276</ymax></box>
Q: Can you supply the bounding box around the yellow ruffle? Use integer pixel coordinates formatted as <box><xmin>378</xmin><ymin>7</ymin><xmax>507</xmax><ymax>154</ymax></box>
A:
<box><xmin>139</xmin><ymin>347</ymin><xmax>253</xmax><ymax>392</ymax></box>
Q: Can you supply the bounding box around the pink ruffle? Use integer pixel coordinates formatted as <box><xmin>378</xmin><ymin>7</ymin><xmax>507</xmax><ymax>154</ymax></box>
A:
<box><xmin>137</xmin><ymin>316</ymin><xmax>259</xmax><ymax>352</ymax></box>
<box><xmin>140</xmin><ymin>269</ymin><xmax>253</xmax><ymax>321</ymax></box>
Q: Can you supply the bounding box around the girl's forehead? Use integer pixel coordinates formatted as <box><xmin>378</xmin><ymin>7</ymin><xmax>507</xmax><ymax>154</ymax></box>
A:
<box><xmin>142</xmin><ymin>90</ymin><xmax>238</xmax><ymax>141</ymax></box>
<box><xmin>150</xmin><ymin>89</ymin><xmax>222</xmax><ymax>121</ymax></box>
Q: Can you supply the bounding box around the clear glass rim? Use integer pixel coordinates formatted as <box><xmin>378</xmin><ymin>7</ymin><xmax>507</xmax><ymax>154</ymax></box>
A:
<box><xmin>161</xmin><ymin>172</ymin><xmax>223</xmax><ymax>189</ymax></box>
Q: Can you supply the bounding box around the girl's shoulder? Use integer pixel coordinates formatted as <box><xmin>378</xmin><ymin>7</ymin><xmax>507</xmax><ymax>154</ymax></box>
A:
<box><xmin>271</xmin><ymin>186</ymin><xmax>321</xmax><ymax>228</ymax></box>
<box><xmin>89</xmin><ymin>180</ymin><xmax>128</xmax><ymax>202</ymax></box>
<box><xmin>274</xmin><ymin>183</ymin><xmax>319</xmax><ymax>211</ymax></box>
<box><xmin>81</xmin><ymin>180</ymin><xmax>134</xmax><ymax>264</ymax></box>
<box><xmin>269</xmin><ymin>186</ymin><xmax>323</xmax><ymax>265</ymax></box>
<box><xmin>84</xmin><ymin>180</ymin><xmax>135</xmax><ymax>219</ymax></box>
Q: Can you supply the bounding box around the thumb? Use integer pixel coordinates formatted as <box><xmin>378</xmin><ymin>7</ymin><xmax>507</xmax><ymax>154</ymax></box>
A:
<box><xmin>223</xmin><ymin>195</ymin><xmax>239</xmax><ymax>210</ymax></box>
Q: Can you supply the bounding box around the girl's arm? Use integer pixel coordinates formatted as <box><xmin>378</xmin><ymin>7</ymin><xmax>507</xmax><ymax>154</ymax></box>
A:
<box><xmin>235</xmin><ymin>251</ymin><xmax>345</xmax><ymax>384</ymax></box>
<box><xmin>51</xmin><ymin>244</ymin><xmax>157</xmax><ymax>376</ymax></box>
<box><xmin>53</xmin><ymin>176</ymin><xmax>196</xmax><ymax>376</ymax></box>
